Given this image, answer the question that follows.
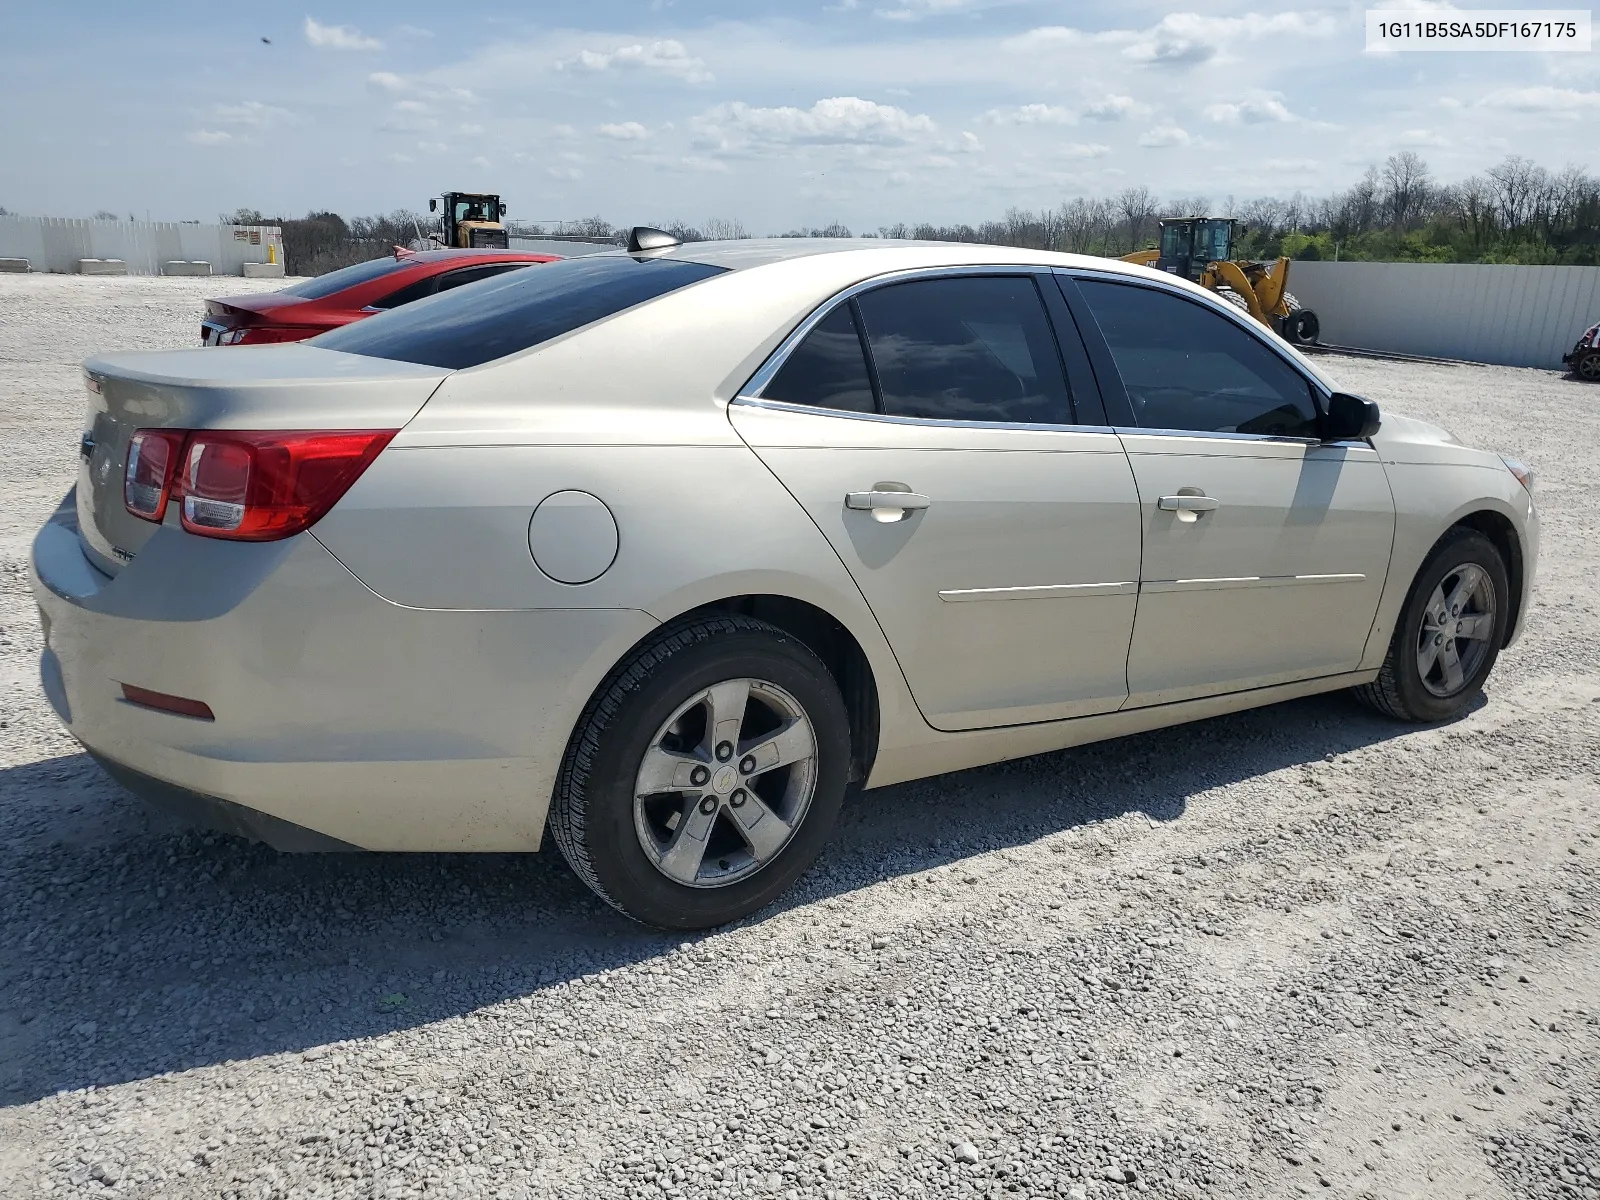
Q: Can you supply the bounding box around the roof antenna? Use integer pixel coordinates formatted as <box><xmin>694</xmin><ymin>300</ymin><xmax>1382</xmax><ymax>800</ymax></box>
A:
<box><xmin>627</xmin><ymin>226</ymin><xmax>681</xmax><ymax>252</ymax></box>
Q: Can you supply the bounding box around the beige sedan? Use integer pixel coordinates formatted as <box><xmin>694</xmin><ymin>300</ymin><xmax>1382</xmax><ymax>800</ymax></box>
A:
<box><xmin>32</xmin><ymin>232</ymin><xmax>1537</xmax><ymax>928</ymax></box>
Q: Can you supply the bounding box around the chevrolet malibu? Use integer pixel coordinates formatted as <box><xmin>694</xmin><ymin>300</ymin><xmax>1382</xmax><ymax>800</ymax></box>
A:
<box><xmin>32</xmin><ymin>234</ymin><xmax>1538</xmax><ymax>929</ymax></box>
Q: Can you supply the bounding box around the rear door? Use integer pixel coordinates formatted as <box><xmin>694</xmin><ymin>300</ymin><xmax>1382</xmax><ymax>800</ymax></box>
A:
<box><xmin>1065</xmin><ymin>273</ymin><xmax>1395</xmax><ymax>707</ymax></box>
<box><xmin>730</xmin><ymin>270</ymin><xmax>1143</xmax><ymax>731</ymax></box>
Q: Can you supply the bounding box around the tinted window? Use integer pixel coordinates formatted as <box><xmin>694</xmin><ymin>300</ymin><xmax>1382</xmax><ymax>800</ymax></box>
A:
<box><xmin>762</xmin><ymin>304</ymin><xmax>876</xmax><ymax>413</ymax></box>
<box><xmin>279</xmin><ymin>256</ymin><xmax>411</xmax><ymax>300</ymax></box>
<box><xmin>369</xmin><ymin>262</ymin><xmax>535</xmax><ymax>311</ymax></box>
<box><xmin>311</xmin><ymin>256</ymin><xmax>726</xmax><ymax>369</ymax></box>
<box><xmin>854</xmin><ymin>277</ymin><xmax>1072</xmax><ymax>424</ymax></box>
<box><xmin>1078</xmin><ymin>279</ymin><xmax>1319</xmax><ymax>438</ymax></box>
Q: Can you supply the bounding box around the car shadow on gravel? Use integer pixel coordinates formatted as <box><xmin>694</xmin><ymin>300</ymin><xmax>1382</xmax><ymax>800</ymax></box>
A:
<box><xmin>0</xmin><ymin>690</ymin><xmax>1425</xmax><ymax>1106</ymax></box>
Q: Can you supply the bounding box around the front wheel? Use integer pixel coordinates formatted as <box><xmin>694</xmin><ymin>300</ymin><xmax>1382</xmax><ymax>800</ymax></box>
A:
<box><xmin>548</xmin><ymin>615</ymin><xmax>852</xmax><ymax>929</ymax></box>
<box><xmin>1353</xmin><ymin>528</ymin><xmax>1509</xmax><ymax>722</ymax></box>
<box><xmin>1575</xmin><ymin>351</ymin><xmax>1600</xmax><ymax>382</ymax></box>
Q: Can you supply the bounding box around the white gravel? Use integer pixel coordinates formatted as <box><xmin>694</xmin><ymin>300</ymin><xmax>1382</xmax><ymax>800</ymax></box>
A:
<box><xmin>0</xmin><ymin>274</ymin><xmax>1597</xmax><ymax>1200</ymax></box>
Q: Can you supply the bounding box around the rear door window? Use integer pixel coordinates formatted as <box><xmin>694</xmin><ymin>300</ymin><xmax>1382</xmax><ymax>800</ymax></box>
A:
<box><xmin>852</xmin><ymin>276</ymin><xmax>1073</xmax><ymax>424</ymax></box>
<box><xmin>311</xmin><ymin>256</ymin><xmax>726</xmax><ymax>369</ymax></box>
<box><xmin>1076</xmin><ymin>279</ymin><xmax>1320</xmax><ymax>438</ymax></box>
<box><xmin>760</xmin><ymin>304</ymin><xmax>877</xmax><ymax>413</ymax></box>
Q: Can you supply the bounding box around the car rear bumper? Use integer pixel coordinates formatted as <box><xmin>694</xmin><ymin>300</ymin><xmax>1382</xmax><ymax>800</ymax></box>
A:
<box><xmin>30</xmin><ymin>501</ymin><xmax>657</xmax><ymax>851</ymax></box>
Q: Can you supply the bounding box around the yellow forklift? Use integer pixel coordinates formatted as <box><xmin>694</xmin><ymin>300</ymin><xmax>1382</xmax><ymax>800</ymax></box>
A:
<box><xmin>429</xmin><ymin>192</ymin><xmax>510</xmax><ymax>249</ymax></box>
<box><xmin>1123</xmin><ymin>217</ymin><xmax>1320</xmax><ymax>345</ymax></box>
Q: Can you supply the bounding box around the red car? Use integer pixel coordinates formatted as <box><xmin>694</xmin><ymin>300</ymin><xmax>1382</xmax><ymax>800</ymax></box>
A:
<box><xmin>200</xmin><ymin>248</ymin><xmax>560</xmax><ymax>346</ymax></box>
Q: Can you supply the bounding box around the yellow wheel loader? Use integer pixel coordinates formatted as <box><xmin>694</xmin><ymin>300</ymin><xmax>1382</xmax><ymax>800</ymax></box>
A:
<box><xmin>1122</xmin><ymin>217</ymin><xmax>1320</xmax><ymax>345</ymax></box>
<box><xmin>428</xmin><ymin>192</ymin><xmax>511</xmax><ymax>249</ymax></box>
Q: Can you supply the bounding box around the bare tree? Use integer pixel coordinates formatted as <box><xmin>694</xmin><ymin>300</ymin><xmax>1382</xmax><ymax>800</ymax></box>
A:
<box><xmin>701</xmin><ymin>216</ymin><xmax>750</xmax><ymax>240</ymax></box>
<box><xmin>1116</xmin><ymin>185</ymin><xmax>1159</xmax><ymax>252</ymax></box>
<box><xmin>1486</xmin><ymin>156</ymin><xmax>1546</xmax><ymax>231</ymax></box>
<box><xmin>1447</xmin><ymin>175</ymin><xmax>1497</xmax><ymax>252</ymax></box>
<box><xmin>1382</xmin><ymin>151</ymin><xmax>1432</xmax><ymax>230</ymax></box>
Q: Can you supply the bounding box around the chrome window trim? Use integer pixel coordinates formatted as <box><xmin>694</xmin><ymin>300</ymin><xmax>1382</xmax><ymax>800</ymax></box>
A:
<box><xmin>1058</xmin><ymin>264</ymin><xmax>1336</xmax><ymax>407</ymax></box>
<box><xmin>1113</xmin><ymin>425</ymin><xmax>1321</xmax><ymax>447</ymax></box>
<box><xmin>729</xmin><ymin>394</ymin><xmax>1116</xmax><ymax>438</ymax></box>
<box><xmin>736</xmin><ymin>263</ymin><xmax>1066</xmax><ymax>410</ymax></box>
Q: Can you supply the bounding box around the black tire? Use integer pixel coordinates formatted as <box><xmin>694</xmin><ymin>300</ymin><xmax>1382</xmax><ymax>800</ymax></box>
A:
<box><xmin>548</xmin><ymin>615</ymin><xmax>851</xmax><ymax>929</ymax></box>
<box><xmin>1283</xmin><ymin>307</ymin><xmax>1320</xmax><ymax>345</ymax></box>
<box><xmin>1575</xmin><ymin>351</ymin><xmax>1600</xmax><ymax>382</ymax></box>
<box><xmin>1353</xmin><ymin>528</ymin><xmax>1509</xmax><ymax>722</ymax></box>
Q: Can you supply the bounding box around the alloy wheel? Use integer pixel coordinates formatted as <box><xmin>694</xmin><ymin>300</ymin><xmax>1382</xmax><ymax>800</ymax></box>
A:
<box><xmin>1415</xmin><ymin>562</ymin><xmax>1496</xmax><ymax>698</ymax></box>
<box><xmin>632</xmin><ymin>677</ymin><xmax>819</xmax><ymax>888</ymax></box>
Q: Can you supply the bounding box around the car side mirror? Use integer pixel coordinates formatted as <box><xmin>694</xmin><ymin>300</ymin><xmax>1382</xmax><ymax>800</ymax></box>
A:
<box><xmin>1323</xmin><ymin>391</ymin><xmax>1381</xmax><ymax>442</ymax></box>
<box><xmin>429</xmin><ymin>198</ymin><xmax>438</xmax><ymax>213</ymax></box>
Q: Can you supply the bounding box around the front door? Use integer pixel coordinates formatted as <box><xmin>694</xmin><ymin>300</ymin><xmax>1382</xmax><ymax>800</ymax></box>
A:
<box><xmin>730</xmin><ymin>273</ymin><xmax>1143</xmax><ymax>731</ymax></box>
<box><xmin>1070</xmin><ymin>274</ymin><xmax>1395</xmax><ymax>707</ymax></box>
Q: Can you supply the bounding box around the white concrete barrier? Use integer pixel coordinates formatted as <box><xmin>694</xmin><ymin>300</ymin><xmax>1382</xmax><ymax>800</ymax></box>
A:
<box><xmin>0</xmin><ymin>217</ymin><xmax>283</xmax><ymax>276</ymax></box>
<box><xmin>241</xmin><ymin>262</ymin><xmax>285</xmax><ymax>279</ymax></box>
<box><xmin>76</xmin><ymin>259</ymin><xmax>127</xmax><ymax>276</ymax></box>
<box><xmin>162</xmin><ymin>261</ymin><xmax>212</xmax><ymax>277</ymax></box>
<box><xmin>0</xmin><ymin>258</ymin><xmax>28</xmax><ymax>273</ymax></box>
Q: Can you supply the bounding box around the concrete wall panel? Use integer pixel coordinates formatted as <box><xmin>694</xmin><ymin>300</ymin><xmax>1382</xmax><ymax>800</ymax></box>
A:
<box><xmin>0</xmin><ymin>217</ymin><xmax>284</xmax><ymax>276</ymax></box>
<box><xmin>1289</xmin><ymin>260</ymin><xmax>1600</xmax><ymax>368</ymax></box>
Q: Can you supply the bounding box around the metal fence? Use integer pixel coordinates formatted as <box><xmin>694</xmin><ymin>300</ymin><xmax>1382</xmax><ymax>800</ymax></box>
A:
<box><xmin>1288</xmin><ymin>260</ymin><xmax>1600</xmax><ymax>369</ymax></box>
<box><xmin>0</xmin><ymin>217</ymin><xmax>284</xmax><ymax>276</ymax></box>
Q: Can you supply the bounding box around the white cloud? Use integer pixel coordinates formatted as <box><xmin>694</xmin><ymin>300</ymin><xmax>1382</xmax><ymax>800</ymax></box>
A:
<box><xmin>1008</xmin><ymin>12</ymin><xmax>1335</xmax><ymax>68</ymax></box>
<box><xmin>547</xmin><ymin>165</ymin><xmax>584</xmax><ymax>180</ymax></box>
<box><xmin>186</xmin><ymin>129</ymin><xmax>232</xmax><ymax>146</ymax></box>
<box><xmin>458</xmin><ymin>122</ymin><xmax>485</xmax><ymax>136</ymax></box>
<box><xmin>558</xmin><ymin>39</ymin><xmax>712</xmax><ymax>84</ymax></box>
<box><xmin>211</xmin><ymin>100</ymin><xmax>292</xmax><ymax>128</ymax></box>
<box><xmin>983</xmin><ymin>103</ymin><xmax>1075</xmax><ymax>125</ymax></box>
<box><xmin>1060</xmin><ymin>142</ymin><xmax>1112</xmax><ymax>159</ymax></box>
<box><xmin>1082</xmin><ymin>94</ymin><xmax>1142</xmax><ymax>122</ymax></box>
<box><xmin>599</xmin><ymin>121</ymin><xmax>650</xmax><ymax>140</ymax></box>
<box><xmin>303</xmin><ymin>16</ymin><xmax>382</xmax><ymax>51</ymax></box>
<box><xmin>368</xmin><ymin>72</ymin><xmax>406</xmax><ymax>92</ymax></box>
<box><xmin>1124</xmin><ymin>12</ymin><xmax>1335</xmax><ymax>67</ymax></box>
<box><xmin>1396</xmin><ymin>128</ymin><xmax>1450</xmax><ymax>146</ymax></box>
<box><xmin>1478</xmin><ymin>86</ymin><xmax>1600</xmax><ymax>114</ymax></box>
<box><xmin>1138</xmin><ymin>124</ymin><xmax>1194</xmax><ymax>147</ymax></box>
<box><xmin>959</xmin><ymin>130</ymin><xmax>983</xmax><ymax>152</ymax></box>
<box><xmin>693</xmin><ymin>96</ymin><xmax>936</xmax><ymax>153</ymax></box>
<box><xmin>470</xmin><ymin>155</ymin><xmax>491</xmax><ymax>168</ymax></box>
<box><xmin>1203</xmin><ymin>95</ymin><xmax>1296</xmax><ymax>124</ymax></box>
<box><xmin>1262</xmin><ymin>157</ymin><xmax>1321</xmax><ymax>172</ymax></box>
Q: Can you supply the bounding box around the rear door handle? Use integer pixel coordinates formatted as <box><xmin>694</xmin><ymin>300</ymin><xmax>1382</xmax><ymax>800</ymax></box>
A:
<box><xmin>1157</xmin><ymin>494</ymin><xmax>1220</xmax><ymax>512</ymax></box>
<box><xmin>845</xmin><ymin>489</ymin><xmax>931</xmax><ymax>522</ymax></box>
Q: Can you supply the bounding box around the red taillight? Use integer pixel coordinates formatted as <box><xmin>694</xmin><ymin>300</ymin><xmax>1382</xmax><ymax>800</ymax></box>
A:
<box><xmin>124</xmin><ymin>429</ymin><xmax>185</xmax><ymax>521</ymax></box>
<box><xmin>123</xmin><ymin>428</ymin><xmax>396</xmax><ymax>541</ymax></box>
<box><xmin>218</xmin><ymin>326</ymin><xmax>311</xmax><ymax>346</ymax></box>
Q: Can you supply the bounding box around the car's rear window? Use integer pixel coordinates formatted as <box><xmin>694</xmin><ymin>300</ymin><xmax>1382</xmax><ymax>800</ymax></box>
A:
<box><xmin>309</xmin><ymin>255</ymin><xmax>728</xmax><ymax>369</ymax></box>
<box><xmin>279</xmin><ymin>256</ymin><xmax>413</xmax><ymax>299</ymax></box>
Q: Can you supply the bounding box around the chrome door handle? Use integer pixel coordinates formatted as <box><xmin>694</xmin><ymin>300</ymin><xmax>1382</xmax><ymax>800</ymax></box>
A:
<box><xmin>845</xmin><ymin>489</ymin><xmax>931</xmax><ymax>522</ymax></box>
<box><xmin>1157</xmin><ymin>495</ymin><xmax>1220</xmax><ymax>512</ymax></box>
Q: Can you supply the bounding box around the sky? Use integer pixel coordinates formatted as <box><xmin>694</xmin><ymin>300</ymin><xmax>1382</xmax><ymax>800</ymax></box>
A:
<box><xmin>0</xmin><ymin>1</ymin><xmax>1594</xmax><ymax>232</ymax></box>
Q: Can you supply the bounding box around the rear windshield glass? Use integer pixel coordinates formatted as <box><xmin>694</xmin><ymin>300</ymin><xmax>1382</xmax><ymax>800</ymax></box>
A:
<box><xmin>310</xmin><ymin>256</ymin><xmax>728</xmax><ymax>369</ymax></box>
<box><xmin>279</xmin><ymin>256</ymin><xmax>412</xmax><ymax>299</ymax></box>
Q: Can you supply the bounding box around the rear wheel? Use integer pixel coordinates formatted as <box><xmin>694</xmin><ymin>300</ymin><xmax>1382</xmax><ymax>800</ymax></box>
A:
<box><xmin>1576</xmin><ymin>351</ymin><xmax>1600</xmax><ymax>382</ymax></box>
<box><xmin>548</xmin><ymin>615</ymin><xmax>851</xmax><ymax>929</ymax></box>
<box><xmin>1353</xmin><ymin>528</ymin><xmax>1508</xmax><ymax>722</ymax></box>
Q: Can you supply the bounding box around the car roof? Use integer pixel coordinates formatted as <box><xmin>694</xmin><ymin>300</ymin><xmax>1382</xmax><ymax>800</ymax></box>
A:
<box><xmin>631</xmin><ymin>236</ymin><xmax>1154</xmax><ymax>279</ymax></box>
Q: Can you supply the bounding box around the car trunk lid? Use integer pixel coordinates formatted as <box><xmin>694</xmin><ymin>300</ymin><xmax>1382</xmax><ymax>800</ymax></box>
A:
<box><xmin>78</xmin><ymin>343</ymin><xmax>450</xmax><ymax>575</ymax></box>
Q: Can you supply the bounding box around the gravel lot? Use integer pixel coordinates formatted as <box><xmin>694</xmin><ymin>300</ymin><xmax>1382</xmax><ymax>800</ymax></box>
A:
<box><xmin>0</xmin><ymin>274</ymin><xmax>1596</xmax><ymax>1200</ymax></box>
